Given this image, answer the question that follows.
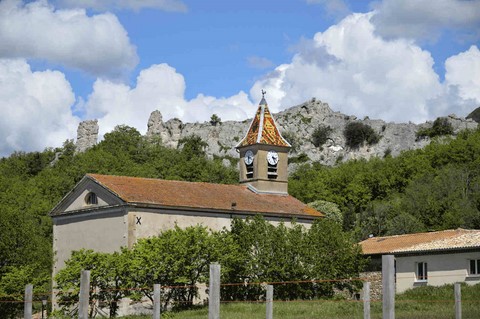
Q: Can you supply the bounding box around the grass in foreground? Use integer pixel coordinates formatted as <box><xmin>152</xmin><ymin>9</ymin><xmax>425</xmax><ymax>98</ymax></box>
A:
<box><xmin>120</xmin><ymin>283</ymin><xmax>480</xmax><ymax>319</ymax></box>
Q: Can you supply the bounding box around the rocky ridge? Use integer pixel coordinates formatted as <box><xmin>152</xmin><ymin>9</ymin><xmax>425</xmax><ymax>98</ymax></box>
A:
<box><xmin>76</xmin><ymin>99</ymin><xmax>478</xmax><ymax>167</ymax></box>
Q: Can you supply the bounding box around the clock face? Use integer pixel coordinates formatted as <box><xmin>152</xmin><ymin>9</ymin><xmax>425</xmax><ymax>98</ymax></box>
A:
<box><xmin>267</xmin><ymin>150</ymin><xmax>279</xmax><ymax>165</ymax></box>
<box><xmin>244</xmin><ymin>150</ymin><xmax>254</xmax><ymax>165</ymax></box>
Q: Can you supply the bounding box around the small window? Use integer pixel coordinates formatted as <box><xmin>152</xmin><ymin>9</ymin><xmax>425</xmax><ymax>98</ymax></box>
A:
<box><xmin>469</xmin><ymin>259</ymin><xmax>480</xmax><ymax>275</ymax></box>
<box><xmin>85</xmin><ymin>192</ymin><xmax>98</xmax><ymax>205</ymax></box>
<box><xmin>416</xmin><ymin>262</ymin><xmax>428</xmax><ymax>281</ymax></box>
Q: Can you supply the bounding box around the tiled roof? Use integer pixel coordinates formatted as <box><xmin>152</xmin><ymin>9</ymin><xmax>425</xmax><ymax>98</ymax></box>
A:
<box><xmin>87</xmin><ymin>174</ymin><xmax>322</xmax><ymax>218</ymax></box>
<box><xmin>359</xmin><ymin>229</ymin><xmax>480</xmax><ymax>255</ymax></box>
<box><xmin>237</xmin><ymin>98</ymin><xmax>291</xmax><ymax>148</ymax></box>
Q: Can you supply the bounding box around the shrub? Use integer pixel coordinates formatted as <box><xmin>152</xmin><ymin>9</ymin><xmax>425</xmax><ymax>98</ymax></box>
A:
<box><xmin>210</xmin><ymin>114</ymin><xmax>221</xmax><ymax>126</ymax></box>
<box><xmin>343</xmin><ymin>122</ymin><xmax>380</xmax><ymax>149</ymax></box>
<box><xmin>312</xmin><ymin>125</ymin><xmax>333</xmax><ymax>148</ymax></box>
<box><xmin>416</xmin><ymin>117</ymin><xmax>454</xmax><ymax>140</ymax></box>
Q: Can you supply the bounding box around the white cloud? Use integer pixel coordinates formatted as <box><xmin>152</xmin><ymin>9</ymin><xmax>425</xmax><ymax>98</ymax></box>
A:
<box><xmin>78</xmin><ymin>64</ymin><xmax>256</xmax><ymax>137</ymax></box>
<box><xmin>54</xmin><ymin>0</ymin><xmax>187</xmax><ymax>12</ymax></box>
<box><xmin>371</xmin><ymin>0</ymin><xmax>480</xmax><ymax>41</ymax></box>
<box><xmin>445</xmin><ymin>45</ymin><xmax>480</xmax><ymax>101</ymax></box>
<box><xmin>250</xmin><ymin>13</ymin><xmax>480</xmax><ymax>123</ymax></box>
<box><xmin>0</xmin><ymin>59</ymin><xmax>79</xmax><ymax>157</ymax></box>
<box><xmin>0</xmin><ymin>0</ymin><xmax>138</xmax><ymax>77</ymax></box>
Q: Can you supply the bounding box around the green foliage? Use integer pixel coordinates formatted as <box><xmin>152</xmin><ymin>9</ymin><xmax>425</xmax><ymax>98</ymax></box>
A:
<box><xmin>311</xmin><ymin>125</ymin><xmax>333</xmax><ymax>148</ymax></box>
<box><xmin>416</xmin><ymin>117</ymin><xmax>454</xmax><ymax>140</ymax></box>
<box><xmin>210</xmin><ymin>114</ymin><xmax>222</xmax><ymax>126</ymax></box>
<box><xmin>290</xmin><ymin>127</ymin><xmax>480</xmax><ymax>239</ymax></box>
<box><xmin>0</xmin><ymin>125</ymin><xmax>238</xmax><ymax>317</ymax></box>
<box><xmin>343</xmin><ymin>122</ymin><xmax>380</xmax><ymax>149</ymax></box>
<box><xmin>123</xmin><ymin>226</ymin><xmax>232</xmax><ymax>310</ymax></box>
<box><xmin>289</xmin><ymin>153</ymin><xmax>310</xmax><ymax>164</ymax></box>
<box><xmin>221</xmin><ymin>216</ymin><xmax>364</xmax><ymax>301</ymax></box>
<box><xmin>178</xmin><ymin>135</ymin><xmax>208</xmax><ymax>159</ymax></box>
<box><xmin>56</xmin><ymin>218</ymin><xmax>364</xmax><ymax>315</ymax></box>
<box><xmin>308</xmin><ymin>200</ymin><xmax>343</xmax><ymax>225</ymax></box>
<box><xmin>55</xmin><ymin>250</ymin><xmax>124</xmax><ymax>317</ymax></box>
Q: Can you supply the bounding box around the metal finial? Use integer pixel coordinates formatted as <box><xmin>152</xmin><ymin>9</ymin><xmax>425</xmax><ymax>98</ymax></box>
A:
<box><xmin>261</xmin><ymin>89</ymin><xmax>266</xmax><ymax>98</ymax></box>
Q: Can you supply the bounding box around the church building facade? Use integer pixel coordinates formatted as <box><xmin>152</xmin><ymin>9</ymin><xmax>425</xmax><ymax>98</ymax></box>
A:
<box><xmin>50</xmin><ymin>97</ymin><xmax>323</xmax><ymax>279</ymax></box>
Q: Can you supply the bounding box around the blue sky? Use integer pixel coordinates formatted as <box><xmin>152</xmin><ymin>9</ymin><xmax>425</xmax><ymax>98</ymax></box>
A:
<box><xmin>0</xmin><ymin>0</ymin><xmax>479</xmax><ymax>156</ymax></box>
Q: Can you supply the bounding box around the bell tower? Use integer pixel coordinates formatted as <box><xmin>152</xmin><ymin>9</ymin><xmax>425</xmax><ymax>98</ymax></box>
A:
<box><xmin>236</xmin><ymin>93</ymin><xmax>291</xmax><ymax>194</ymax></box>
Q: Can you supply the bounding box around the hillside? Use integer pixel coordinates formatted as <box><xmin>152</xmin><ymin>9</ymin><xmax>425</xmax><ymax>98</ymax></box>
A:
<box><xmin>1</xmin><ymin>113</ymin><xmax>480</xmax><ymax>317</ymax></box>
<box><xmin>77</xmin><ymin>99</ymin><xmax>478</xmax><ymax>167</ymax></box>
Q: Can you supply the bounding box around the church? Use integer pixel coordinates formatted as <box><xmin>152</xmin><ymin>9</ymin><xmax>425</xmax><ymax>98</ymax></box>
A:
<box><xmin>49</xmin><ymin>96</ymin><xmax>323</xmax><ymax>277</ymax></box>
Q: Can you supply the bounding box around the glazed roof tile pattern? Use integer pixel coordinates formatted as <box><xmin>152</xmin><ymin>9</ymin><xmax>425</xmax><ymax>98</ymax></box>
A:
<box><xmin>87</xmin><ymin>174</ymin><xmax>322</xmax><ymax>218</ymax></box>
<box><xmin>360</xmin><ymin>229</ymin><xmax>480</xmax><ymax>255</ymax></box>
<box><xmin>237</xmin><ymin>98</ymin><xmax>290</xmax><ymax>148</ymax></box>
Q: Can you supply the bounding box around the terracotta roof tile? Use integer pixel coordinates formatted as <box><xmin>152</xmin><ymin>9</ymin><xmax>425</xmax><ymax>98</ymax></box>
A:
<box><xmin>359</xmin><ymin>229</ymin><xmax>480</xmax><ymax>255</ymax></box>
<box><xmin>87</xmin><ymin>174</ymin><xmax>322</xmax><ymax>218</ymax></box>
<box><xmin>237</xmin><ymin>98</ymin><xmax>290</xmax><ymax>148</ymax></box>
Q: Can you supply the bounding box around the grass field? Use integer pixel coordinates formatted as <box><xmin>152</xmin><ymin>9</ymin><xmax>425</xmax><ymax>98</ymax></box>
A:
<box><xmin>119</xmin><ymin>283</ymin><xmax>480</xmax><ymax>319</ymax></box>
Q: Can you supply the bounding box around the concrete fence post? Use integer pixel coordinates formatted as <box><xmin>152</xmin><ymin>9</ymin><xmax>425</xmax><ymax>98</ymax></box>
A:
<box><xmin>382</xmin><ymin>255</ymin><xmax>395</xmax><ymax>319</ymax></box>
<box><xmin>209</xmin><ymin>263</ymin><xmax>220</xmax><ymax>319</ymax></box>
<box><xmin>78</xmin><ymin>270</ymin><xmax>90</xmax><ymax>319</ymax></box>
<box><xmin>363</xmin><ymin>281</ymin><xmax>370</xmax><ymax>319</ymax></box>
<box><xmin>24</xmin><ymin>284</ymin><xmax>33</xmax><ymax>319</ymax></box>
<box><xmin>455</xmin><ymin>282</ymin><xmax>462</xmax><ymax>319</ymax></box>
<box><xmin>266</xmin><ymin>285</ymin><xmax>273</xmax><ymax>319</ymax></box>
<box><xmin>153</xmin><ymin>284</ymin><xmax>161</xmax><ymax>319</ymax></box>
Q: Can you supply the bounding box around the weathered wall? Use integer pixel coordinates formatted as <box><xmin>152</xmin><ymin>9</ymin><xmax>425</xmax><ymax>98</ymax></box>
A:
<box><xmin>52</xmin><ymin>209</ymin><xmax>127</xmax><ymax>275</ymax></box>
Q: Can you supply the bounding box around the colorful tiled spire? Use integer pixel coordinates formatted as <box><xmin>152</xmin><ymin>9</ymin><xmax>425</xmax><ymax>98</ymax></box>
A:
<box><xmin>236</xmin><ymin>95</ymin><xmax>291</xmax><ymax>148</ymax></box>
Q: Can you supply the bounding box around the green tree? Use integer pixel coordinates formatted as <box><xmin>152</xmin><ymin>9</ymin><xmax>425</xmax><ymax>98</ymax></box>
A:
<box><xmin>55</xmin><ymin>249</ymin><xmax>124</xmax><ymax>318</ymax></box>
<box><xmin>123</xmin><ymin>225</ymin><xmax>231</xmax><ymax>310</ymax></box>
<box><xmin>344</xmin><ymin>122</ymin><xmax>380</xmax><ymax>148</ymax></box>
<box><xmin>311</xmin><ymin>125</ymin><xmax>333</xmax><ymax>148</ymax></box>
<box><xmin>308</xmin><ymin>200</ymin><xmax>343</xmax><ymax>225</ymax></box>
<box><xmin>210</xmin><ymin>114</ymin><xmax>222</xmax><ymax>126</ymax></box>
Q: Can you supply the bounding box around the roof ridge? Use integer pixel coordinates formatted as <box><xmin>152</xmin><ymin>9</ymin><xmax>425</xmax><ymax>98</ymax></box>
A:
<box><xmin>88</xmin><ymin>173</ymin><xmax>245</xmax><ymax>188</ymax></box>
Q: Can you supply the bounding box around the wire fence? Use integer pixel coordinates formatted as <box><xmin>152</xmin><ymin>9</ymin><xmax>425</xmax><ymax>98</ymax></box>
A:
<box><xmin>4</xmin><ymin>258</ymin><xmax>480</xmax><ymax>319</ymax></box>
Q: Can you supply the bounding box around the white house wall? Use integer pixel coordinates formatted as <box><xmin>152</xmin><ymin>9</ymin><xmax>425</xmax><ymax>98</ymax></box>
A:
<box><xmin>395</xmin><ymin>251</ymin><xmax>480</xmax><ymax>293</ymax></box>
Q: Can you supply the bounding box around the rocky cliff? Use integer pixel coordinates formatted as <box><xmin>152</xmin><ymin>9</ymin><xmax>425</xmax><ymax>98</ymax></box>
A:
<box><xmin>76</xmin><ymin>99</ymin><xmax>478</xmax><ymax>167</ymax></box>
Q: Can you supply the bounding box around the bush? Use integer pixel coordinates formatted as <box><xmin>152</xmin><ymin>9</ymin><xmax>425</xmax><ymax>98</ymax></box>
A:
<box><xmin>312</xmin><ymin>125</ymin><xmax>333</xmax><ymax>148</ymax></box>
<box><xmin>344</xmin><ymin>122</ymin><xmax>380</xmax><ymax>148</ymax></box>
<box><xmin>210</xmin><ymin>114</ymin><xmax>221</xmax><ymax>126</ymax></box>
<box><xmin>416</xmin><ymin>117</ymin><xmax>454</xmax><ymax>140</ymax></box>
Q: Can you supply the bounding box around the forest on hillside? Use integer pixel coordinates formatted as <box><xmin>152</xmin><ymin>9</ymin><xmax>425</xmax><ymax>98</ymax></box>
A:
<box><xmin>1</xmin><ymin>124</ymin><xmax>480</xmax><ymax>316</ymax></box>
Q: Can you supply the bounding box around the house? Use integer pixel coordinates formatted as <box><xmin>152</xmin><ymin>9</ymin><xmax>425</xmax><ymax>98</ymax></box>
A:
<box><xmin>49</xmin><ymin>95</ymin><xmax>323</xmax><ymax>279</ymax></box>
<box><xmin>359</xmin><ymin>229</ymin><xmax>480</xmax><ymax>293</ymax></box>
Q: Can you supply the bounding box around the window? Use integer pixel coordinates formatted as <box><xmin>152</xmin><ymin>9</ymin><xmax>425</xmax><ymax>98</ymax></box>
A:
<box><xmin>469</xmin><ymin>259</ymin><xmax>480</xmax><ymax>275</ymax></box>
<box><xmin>85</xmin><ymin>192</ymin><xmax>98</xmax><ymax>205</ymax></box>
<box><xmin>416</xmin><ymin>262</ymin><xmax>428</xmax><ymax>281</ymax></box>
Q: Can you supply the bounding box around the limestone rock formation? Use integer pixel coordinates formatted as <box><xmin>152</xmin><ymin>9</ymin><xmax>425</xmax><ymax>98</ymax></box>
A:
<box><xmin>75</xmin><ymin>120</ymin><xmax>99</xmax><ymax>153</ymax></box>
<box><xmin>79</xmin><ymin>99</ymin><xmax>479</xmax><ymax>167</ymax></box>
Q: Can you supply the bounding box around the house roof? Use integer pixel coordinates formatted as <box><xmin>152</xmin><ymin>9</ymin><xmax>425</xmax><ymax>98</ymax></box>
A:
<box><xmin>359</xmin><ymin>229</ymin><xmax>480</xmax><ymax>255</ymax></box>
<box><xmin>80</xmin><ymin>174</ymin><xmax>321</xmax><ymax>218</ymax></box>
<box><xmin>236</xmin><ymin>97</ymin><xmax>291</xmax><ymax>148</ymax></box>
